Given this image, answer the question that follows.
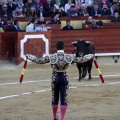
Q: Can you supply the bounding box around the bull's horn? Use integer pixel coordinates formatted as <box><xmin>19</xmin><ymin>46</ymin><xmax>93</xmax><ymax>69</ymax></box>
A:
<box><xmin>85</xmin><ymin>41</ymin><xmax>91</xmax><ymax>44</ymax></box>
<box><xmin>72</xmin><ymin>41</ymin><xmax>77</xmax><ymax>46</ymax></box>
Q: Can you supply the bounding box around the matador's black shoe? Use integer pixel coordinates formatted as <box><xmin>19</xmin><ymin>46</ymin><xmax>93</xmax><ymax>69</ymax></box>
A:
<box><xmin>54</xmin><ymin>117</ymin><xmax>59</xmax><ymax>120</ymax></box>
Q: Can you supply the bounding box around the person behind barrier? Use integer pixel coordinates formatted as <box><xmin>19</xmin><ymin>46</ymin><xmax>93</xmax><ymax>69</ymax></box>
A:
<box><xmin>34</xmin><ymin>20</ymin><xmax>47</xmax><ymax>31</ymax></box>
<box><xmin>0</xmin><ymin>4</ymin><xmax>12</xmax><ymax>18</ymax></box>
<box><xmin>111</xmin><ymin>11</ymin><xmax>120</xmax><ymax>22</ymax></box>
<box><xmin>26</xmin><ymin>17</ymin><xmax>36</xmax><ymax>32</ymax></box>
<box><xmin>85</xmin><ymin>16</ymin><xmax>93</xmax><ymax>24</ymax></box>
<box><xmin>67</xmin><ymin>5</ymin><xmax>78</xmax><ymax>17</ymax></box>
<box><xmin>89</xmin><ymin>20</ymin><xmax>99</xmax><ymax>30</ymax></box>
<box><xmin>26</xmin><ymin>41</ymin><xmax>94</xmax><ymax>120</ymax></box>
<box><xmin>47</xmin><ymin>14</ymin><xmax>61</xmax><ymax>24</ymax></box>
<box><xmin>10</xmin><ymin>19</ymin><xmax>22</xmax><ymax>32</ymax></box>
<box><xmin>62</xmin><ymin>20</ymin><xmax>73</xmax><ymax>30</ymax></box>
<box><xmin>12</xmin><ymin>6</ymin><xmax>24</xmax><ymax>18</ymax></box>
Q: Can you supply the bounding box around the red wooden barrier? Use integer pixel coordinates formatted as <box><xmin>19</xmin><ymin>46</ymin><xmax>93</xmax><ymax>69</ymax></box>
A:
<box><xmin>0</xmin><ymin>28</ymin><xmax>120</xmax><ymax>64</ymax></box>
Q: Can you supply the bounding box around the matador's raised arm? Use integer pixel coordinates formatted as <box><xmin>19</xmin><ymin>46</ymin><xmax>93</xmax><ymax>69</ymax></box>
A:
<box><xmin>26</xmin><ymin>54</ymin><xmax>50</xmax><ymax>64</ymax></box>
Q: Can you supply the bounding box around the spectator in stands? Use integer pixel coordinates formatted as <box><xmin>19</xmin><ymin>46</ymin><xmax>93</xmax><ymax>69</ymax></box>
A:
<box><xmin>85</xmin><ymin>0</ymin><xmax>94</xmax><ymax>15</ymax></box>
<box><xmin>5</xmin><ymin>17</ymin><xmax>13</xmax><ymax>25</ymax></box>
<box><xmin>90</xmin><ymin>4</ymin><xmax>102</xmax><ymax>17</ymax></box>
<box><xmin>40</xmin><ymin>22</ymin><xmax>48</xmax><ymax>31</ymax></box>
<box><xmin>12</xmin><ymin>6</ymin><xmax>24</xmax><ymax>17</ymax></box>
<box><xmin>111</xmin><ymin>0</ymin><xmax>120</xmax><ymax>14</ymax></box>
<box><xmin>24</xmin><ymin>0</ymin><xmax>35</xmax><ymax>17</ymax></box>
<box><xmin>78</xmin><ymin>3</ymin><xmax>89</xmax><ymax>16</ymax></box>
<box><xmin>75</xmin><ymin>0</ymin><xmax>82</xmax><ymax>12</ymax></box>
<box><xmin>10</xmin><ymin>20</ymin><xmax>21</xmax><ymax>32</ymax></box>
<box><xmin>37</xmin><ymin>16</ymin><xmax>46</xmax><ymax>24</ymax></box>
<box><xmin>22</xmin><ymin>6</ymin><xmax>29</xmax><ymax>17</ymax></box>
<box><xmin>64</xmin><ymin>0</ymin><xmax>74</xmax><ymax>13</ymax></box>
<box><xmin>7</xmin><ymin>0</ymin><xmax>17</xmax><ymax>16</ymax></box>
<box><xmin>112</xmin><ymin>0</ymin><xmax>120</xmax><ymax>7</ymax></box>
<box><xmin>67</xmin><ymin>5</ymin><xmax>78</xmax><ymax>16</ymax></box>
<box><xmin>93</xmin><ymin>0</ymin><xmax>99</xmax><ymax>5</ymax></box>
<box><xmin>28</xmin><ymin>6</ymin><xmax>37</xmax><ymax>17</ymax></box>
<box><xmin>49</xmin><ymin>6</ymin><xmax>59</xmax><ymax>17</ymax></box>
<box><xmin>111</xmin><ymin>11</ymin><xmax>120</xmax><ymax>22</ymax></box>
<box><xmin>0</xmin><ymin>4</ymin><xmax>12</xmax><ymax>18</ymax></box>
<box><xmin>96</xmin><ymin>20</ymin><xmax>103</xmax><ymax>28</ymax></box>
<box><xmin>47</xmin><ymin>14</ymin><xmax>61</xmax><ymax>24</ymax></box>
<box><xmin>37</xmin><ymin>5</ymin><xmax>48</xmax><ymax>17</ymax></box>
<box><xmin>52</xmin><ymin>0</ymin><xmax>64</xmax><ymax>7</ymax></box>
<box><xmin>34</xmin><ymin>0</ymin><xmax>43</xmax><ymax>12</ymax></box>
<box><xmin>0</xmin><ymin>0</ymin><xmax>4</xmax><ymax>11</ymax></box>
<box><xmin>26</xmin><ymin>17</ymin><xmax>36</xmax><ymax>32</ymax></box>
<box><xmin>110</xmin><ymin>2</ymin><xmax>120</xmax><ymax>16</ymax></box>
<box><xmin>89</xmin><ymin>20</ymin><xmax>99</xmax><ymax>30</ymax></box>
<box><xmin>58</xmin><ymin>4</ymin><xmax>67</xmax><ymax>17</ymax></box>
<box><xmin>15</xmin><ymin>0</ymin><xmax>24</xmax><ymax>11</ymax></box>
<box><xmin>98</xmin><ymin>0</ymin><xmax>111</xmax><ymax>10</ymax></box>
<box><xmin>54</xmin><ymin>0</ymin><xmax>64</xmax><ymax>10</ymax></box>
<box><xmin>34</xmin><ymin>20</ymin><xmax>48</xmax><ymax>31</ymax></box>
<box><xmin>85</xmin><ymin>16</ymin><xmax>93</xmax><ymax>24</ymax></box>
<box><xmin>43</xmin><ymin>0</ymin><xmax>54</xmax><ymax>12</ymax></box>
<box><xmin>56</xmin><ymin>0</ymin><xmax>64</xmax><ymax>8</ymax></box>
<box><xmin>62</xmin><ymin>20</ymin><xmax>74</xmax><ymax>30</ymax></box>
<box><xmin>84</xmin><ymin>0</ymin><xmax>94</xmax><ymax>7</ymax></box>
<box><xmin>101</xmin><ymin>3</ymin><xmax>111</xmax><ymax>16</ymax></box>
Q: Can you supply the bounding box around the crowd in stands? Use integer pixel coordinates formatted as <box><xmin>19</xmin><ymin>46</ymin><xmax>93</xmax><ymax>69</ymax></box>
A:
<box><xmin>0</xmin><ymin>0</ymin><xmax>120</xmax><ymax>32</ymax></box>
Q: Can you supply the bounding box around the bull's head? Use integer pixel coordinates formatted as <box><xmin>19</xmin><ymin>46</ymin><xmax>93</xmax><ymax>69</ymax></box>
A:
<box><xmin>72</xmin><ymin>40</ymin><xmax>91</xmax><ymax>57</ymax></box>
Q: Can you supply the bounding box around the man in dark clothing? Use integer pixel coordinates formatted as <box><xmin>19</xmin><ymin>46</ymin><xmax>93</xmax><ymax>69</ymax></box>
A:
<box><xmin>0</xmin><ymin>4</ymin><xmax>12</xmax><ymax>18</ymax></box>
<box><xmin>7</xmin><ymin>0</ymin><xmax>17</xmax><ymax>17</ymax></box>
<box><xmin>62</xmin><ymin>20</ymin><xmax>73</xmax><ymax>30</ymax></box>
<box><xmin>90</xmin><ymin>4</ymin><xmax>102</xmax><ymax>17</ymax></box>
<box><xmin>48</xmin><ymin>14</ymin><xmax>61</xmax><ymax>24</ymax></box>
<box><xmin>111</xmin><ymin>12</ymin><xmax>120</xmax><ymax>22</ymax></box>
<box><xmin>37</xmin><ymin>5</ymin><xmax>48</xmax><ymax>17</ymax></box>
<box><xmin>10</xmin><ymin>20</ymin><xmax>21</xmax><ymax>32</ymax></box>
<box><xmin>43</xmin><ymin>0</ymin><xmax>54</xmax><ymax>11</ymax></box>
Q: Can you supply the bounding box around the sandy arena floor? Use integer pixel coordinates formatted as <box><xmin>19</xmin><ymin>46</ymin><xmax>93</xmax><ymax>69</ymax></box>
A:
<box><xmin>0</xmin><ymin>61</ymin><xmax>120</xmax><ymax>120</ymax></box>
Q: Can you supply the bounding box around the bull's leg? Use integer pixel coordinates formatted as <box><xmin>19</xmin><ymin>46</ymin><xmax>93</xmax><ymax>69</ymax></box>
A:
<box><xmin>82</xmin><ymin>67</ymin><xmax>87</xmax><ymax>78</ymax></box>
<box><xmin>77</xmin><ymin>64</ymin><xmax>82</xmax><ymax>81</ymax></box>
<box><xmin>88</xmin><ymin>61</ymin><xmax>93</xmax><ymax>80</ymax></box>
<box><xmin>78</xmin><ymin>68</ymin><xmax>83</xmax><ymax>81</ymax></box>
<box><xmin>88</xmin><ymin>69</ymin><xmax>92</xmax><ymax>80</ymax></box>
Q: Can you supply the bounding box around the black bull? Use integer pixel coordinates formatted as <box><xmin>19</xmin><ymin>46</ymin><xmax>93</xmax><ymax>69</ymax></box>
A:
<box><xmin>72</xmin><ymin>40</ymin><xmax>95</xmax><ymax>81</ymax></box>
